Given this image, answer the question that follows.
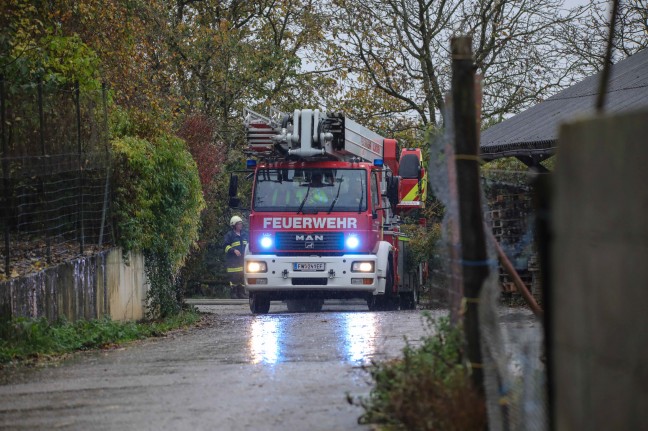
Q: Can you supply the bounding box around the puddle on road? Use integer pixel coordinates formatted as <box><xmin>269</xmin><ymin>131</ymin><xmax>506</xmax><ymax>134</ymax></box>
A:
<box><xmin>340</xmin><ymin>313</ymin><xmax>378</xmax><ymax>364</ymax></box>
<box><xmin>247</xmin><ymin>312</ymin><xmax>381</xmax><ymax>366</ymax></box>
<box><xmin>250</xmin><ymin>317</ymin><xmax>282</xmax><ymax>364</ymax></box>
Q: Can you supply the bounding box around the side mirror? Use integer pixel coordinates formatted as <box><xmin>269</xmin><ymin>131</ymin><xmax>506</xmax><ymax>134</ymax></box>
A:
<box><xmin>228</xmin><ymin>197</ymin><xmax>241</xmax><ymax>208</ymax></box>
<box><xmin>228</xmin><ymin>174</ymin><xmax>240</xmax><ymax>208</ymax></box>
<box><xmin>387</xmin><ymin>175</ymin><xmax>399</xmax><ymax>209</ymax></box>
<box><xmin>228</xmin><ymin>174</ymin><xmax>239</xmax><ymax>197</ymax></box>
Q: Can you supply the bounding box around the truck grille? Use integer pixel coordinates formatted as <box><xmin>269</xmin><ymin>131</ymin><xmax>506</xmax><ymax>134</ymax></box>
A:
<box><xmin>275</xmin><ymin>232</ymin><xmax>344</xmax><ymax>251</ymax></box>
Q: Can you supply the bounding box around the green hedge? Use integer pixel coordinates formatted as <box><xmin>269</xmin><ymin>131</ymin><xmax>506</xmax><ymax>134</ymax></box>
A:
<box><xmin>112</xmin><ymin>134</ymin><xmax>205</xmax><ymax>317</ymax></box>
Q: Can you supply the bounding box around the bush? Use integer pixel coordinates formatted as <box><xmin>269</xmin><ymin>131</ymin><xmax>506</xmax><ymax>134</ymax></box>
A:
<box><xmin>354</xmin><ymin>315</ymin><xmax>487</xmax><ymax>430</ymax></box>
<box><xmin>112</xmin><ymin>133</ymin><xmax>205</xmax><ymax>318</ymax></box>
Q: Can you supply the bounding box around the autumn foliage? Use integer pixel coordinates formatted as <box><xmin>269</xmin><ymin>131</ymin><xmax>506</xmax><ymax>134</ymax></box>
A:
<box><xmin>178</xmin><ymin>116</ymin><xmax>225</xmax><ymax>193</ymax></box>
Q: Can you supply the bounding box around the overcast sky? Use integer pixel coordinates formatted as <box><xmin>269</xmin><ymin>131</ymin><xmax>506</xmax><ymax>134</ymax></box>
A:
<box><xmin>563</xmin><ymin>0</ymin><xmax>594</xmax><ymax>7</ymax></box>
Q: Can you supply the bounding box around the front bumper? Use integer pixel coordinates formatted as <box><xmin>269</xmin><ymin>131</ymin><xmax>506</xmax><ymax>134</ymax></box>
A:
<box><xmin>244</xmin><ymin>253</ymin><xmax>378</xmax><ymax>293</ymax></box>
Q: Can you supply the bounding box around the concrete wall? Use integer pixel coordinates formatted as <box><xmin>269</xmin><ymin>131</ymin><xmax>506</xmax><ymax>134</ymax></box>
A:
<box><xmin>552</xmin><ymin>109</ymin><xmax>648</xmax><ymax>430</ymax></box>
<box><xmin>0</xmin><ymin>248</ymin><xmax>148</xmax><ymax>322</ymax></box>
<box><xmin>106</xmin><ymin>249</ymin><xmax>147</xmax><ymax>321</ymax></box>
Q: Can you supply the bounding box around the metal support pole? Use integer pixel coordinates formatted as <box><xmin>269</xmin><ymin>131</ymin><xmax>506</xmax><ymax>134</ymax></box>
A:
<box><xmin>1</xmin><ymin>75</ymin><xmax>9</xmax><ymax>276</ymax></box>
<box><xmin>75</xmin><ymin>81</ymin><xmax>84</xmax><ymax>254</ymax></box>
<box><xmin>98</xmin><ymin>82</ymin><xmax>109</xmax><ymax>247</ymax></box>
<box><xmin>38</xmin><ymin>81</ymin><xmax>45</xmax><ymax>156</ymax></box>
<box><xmin>451</xmin><ymin>36</ymin><xmax>489</xmax><ymax>394</ymax></box>
<box><xmin>38</xmin><ymin>80</ymin><xmax>51</xmax><ymax>263</ymax></box>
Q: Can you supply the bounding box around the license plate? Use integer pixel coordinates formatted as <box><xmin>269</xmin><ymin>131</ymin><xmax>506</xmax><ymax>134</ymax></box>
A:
<box><xmin>293</xmin><ymin>262</ymin><xmax>325</xmax><ymax>271</ymax></box>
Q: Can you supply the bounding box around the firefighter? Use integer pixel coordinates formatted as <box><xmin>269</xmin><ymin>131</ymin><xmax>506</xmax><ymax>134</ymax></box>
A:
<box><xmin>295</xmin><ymin>172</ymin><xmax>329</xmax><ymax>206</ymax></box>
<box><xmin>223</xmin><ymin>215</ymin><xmax>248</xmax><ymax>299</ymax></box>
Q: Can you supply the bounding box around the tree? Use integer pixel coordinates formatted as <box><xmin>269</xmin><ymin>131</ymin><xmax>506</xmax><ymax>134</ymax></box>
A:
<box><xmin>143</xmin><ymin>1</ymin><xmax>330</xmax><ymax>144</ymax></box>
<box><xmin>557</xmin><ymin>0</ymin><xmax>648</xmax><ymax>76</ymax></box>
<box><xmin>325</xmin><ymin>0</ymin><xmax>587</xmax><ymax>128</ymax></box>
<box><xmin>0</xmin><ymin>1</ymin><xmax>102</xmax><ymax>90</ymax></box>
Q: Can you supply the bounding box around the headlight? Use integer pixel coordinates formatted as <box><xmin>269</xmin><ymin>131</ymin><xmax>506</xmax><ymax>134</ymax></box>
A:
<box><xmin>351</xmin><ymin>261</ymin><xmax>374</xmax><ymax>272</ymax></box>
<box><xmin>247</xmin><ymin>261</ymin><xmax>267</xmax><ymax>273</ymax></box>
<box><xmin>346</xmin><ymin>235</ymin><xmax>360</xmax><ymax>249</ymax></box>
<box><xmin>260</xmin><ymin>235</ymin><xmax>273</xmax><ymax>249</ymax></box>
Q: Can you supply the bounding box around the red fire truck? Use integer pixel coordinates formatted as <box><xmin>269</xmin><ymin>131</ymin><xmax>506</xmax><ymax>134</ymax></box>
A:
<box><xmin>229</xmin><ymin>108</ymin><xmax>428</xmax><ymax>314</ymax></box>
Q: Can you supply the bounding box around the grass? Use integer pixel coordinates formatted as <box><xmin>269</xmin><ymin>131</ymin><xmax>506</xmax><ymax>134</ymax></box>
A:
<box><xmin>0</xmin><ymin>309</ymin><xmax>202</xmax><ymax>365</ymax></box>
<box><xmin>352</xmin><ymin>314</ymin><xmax>487</xmax><ymax>431</ymax></box>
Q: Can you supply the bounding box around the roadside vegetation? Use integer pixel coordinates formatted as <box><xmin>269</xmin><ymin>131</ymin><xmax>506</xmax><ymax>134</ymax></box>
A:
<box><xmin>0</xmin><ymin>310</ymin><xmax>202</xmax><ymax>366</ymax></box>
<box><xmin>352</xmin><ymin>314</ymin><xmax>486</xmax><ymax>431</ymax></box>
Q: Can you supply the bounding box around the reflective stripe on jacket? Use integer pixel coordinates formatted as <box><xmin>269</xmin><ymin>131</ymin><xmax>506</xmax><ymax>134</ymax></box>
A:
<box><xmin>223</xmin><ymin>230</ymin><xmax>248</xmax><ymax>273</ymax></box>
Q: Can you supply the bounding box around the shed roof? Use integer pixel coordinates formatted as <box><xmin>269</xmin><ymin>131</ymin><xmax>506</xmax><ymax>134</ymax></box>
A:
<box><xmin>480</xmin><ymin>48</ymin><xmax>648</xmax><ymax>160</ymax></box>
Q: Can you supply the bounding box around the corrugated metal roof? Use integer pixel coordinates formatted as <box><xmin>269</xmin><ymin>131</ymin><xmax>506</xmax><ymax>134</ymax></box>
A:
<box><xmin>480</xmin><ymin>48</ymin><xmax>648</xmax><ymax>160</ymax></box>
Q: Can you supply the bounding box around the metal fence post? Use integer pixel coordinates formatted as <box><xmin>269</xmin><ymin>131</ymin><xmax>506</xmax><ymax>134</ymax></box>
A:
<box><xmin>98</xmin><ymin>82</ymin><xmax>109</xmax><ymax>247</ymax></box>
<box><xmin>1</xmin><ymin>75</ymin><xmax>9</xmax><ymax>276</ymax></box>
<box><xmin>38</xmin><ymin>80</ymin><xmax>52</xmax><ymax>263</ymax></box>
<box><xmin>75</xmin><ymin>81</ymin><xmax>84</xmax><ymax>254</ymax></box>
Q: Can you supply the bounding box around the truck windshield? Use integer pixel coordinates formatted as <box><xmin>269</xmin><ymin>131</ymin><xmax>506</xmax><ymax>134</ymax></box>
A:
<box><xmin>253</xmin><ymin>168</ymin><xmax>367</xmax><ymax>213</ymax></box>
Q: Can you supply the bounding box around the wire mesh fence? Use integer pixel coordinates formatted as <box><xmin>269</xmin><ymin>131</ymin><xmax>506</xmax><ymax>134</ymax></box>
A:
<box><xmin>0</xmin><ymin>78</ymin><xmax>112</xmax><ymax>279</ymax></box>
<box><xmin>428</xmin><ymin>124</ymin><xmax>548</xmax><ymax>430</ymax></box>
<box><xmin>481</xmin><ymin>168</ymin><xmax>547</xmax><ymax>431</ymax></box>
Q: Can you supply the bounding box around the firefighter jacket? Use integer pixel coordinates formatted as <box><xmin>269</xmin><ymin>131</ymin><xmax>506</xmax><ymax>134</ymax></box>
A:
<box><xmin>223</xmin><ymin>230</ymin><xmax>248</xmax><ymax>273</ymax></box>
<box><xmin>295</xmin><ymin>187</ymin><xmax>330</xmax><ymax>205</ymax></box>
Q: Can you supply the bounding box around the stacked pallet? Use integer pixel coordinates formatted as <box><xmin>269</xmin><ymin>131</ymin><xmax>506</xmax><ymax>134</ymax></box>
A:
<box><xmin>486</xmin><ymin>188</ymin><xmax>542</xmax><ymax>300</ymax></box>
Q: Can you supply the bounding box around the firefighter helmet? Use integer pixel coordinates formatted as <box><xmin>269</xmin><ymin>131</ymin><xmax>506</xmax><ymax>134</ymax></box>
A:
<box><xmin>230</xmin><ymin>215</ymin><xmax>243</xmax><ymax>227</ymax></box>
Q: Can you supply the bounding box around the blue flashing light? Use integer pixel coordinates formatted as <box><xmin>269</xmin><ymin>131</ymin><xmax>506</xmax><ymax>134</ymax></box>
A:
<box><xmin>346</xmin><ymin>235</ymin><xmax>360</xmax><ymax>249</ymax></box>
<box><xmin>247</xmin><ymin>159</ymin><xmax>257</xmax><ymax>168</ymax></box>
<box><xmin>260</xmin><ymin>235</ymin><xmax>273</xmax><ymax>249</ymax></box>
<box><xmin>373</xmin><ymin>159</ymin><xmax>384</xmax><ymax>167</ymax></box>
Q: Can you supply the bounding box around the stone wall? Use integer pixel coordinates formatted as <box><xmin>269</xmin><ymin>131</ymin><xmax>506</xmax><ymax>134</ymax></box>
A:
<box><xmin>0</xmin><ymin>248</ymin><xmax>147</xmax><ymax>322</ymax></box>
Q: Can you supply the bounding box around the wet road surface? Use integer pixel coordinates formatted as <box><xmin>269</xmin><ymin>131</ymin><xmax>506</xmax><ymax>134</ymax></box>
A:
<box><xmin>0</xmin><ymin>301</ymin><xmax>443</xmax><ymax>430</ymax></box>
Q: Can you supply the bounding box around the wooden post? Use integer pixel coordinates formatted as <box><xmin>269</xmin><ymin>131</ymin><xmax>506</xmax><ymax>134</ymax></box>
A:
<box><xmin>451</xmin><ymin>36</ymin><xmax>489</xmax><ymax>393</ymax></box>
<box><xmin>443</xmin><ymin>93</ymin><xmax>464</xmax><ymax>325</ymax></box>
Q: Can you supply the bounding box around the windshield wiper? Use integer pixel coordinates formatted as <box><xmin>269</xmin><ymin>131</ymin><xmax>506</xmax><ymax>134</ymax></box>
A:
<box><xmin>357</xmin><ymin>182</ymin><xmax>364</xmax><ymax>213</ymax></box>
<box><xmin>296</xmin><ymin>184</ymin><xmax>312</xmax><ymax>214</ymax></box>
<box><xmin>327</xmin><ymin>181</ymin><xmax>343</xmax><ymax>214</ymax></box>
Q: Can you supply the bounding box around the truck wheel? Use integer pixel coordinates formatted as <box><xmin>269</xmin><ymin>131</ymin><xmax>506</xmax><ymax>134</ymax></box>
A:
<box><xmin>384</xmin><ymin>258</ymin><xmax>400</xmax><ymax>311</ymax></box>
<box><xmin>249</xmin><ymin>294</ymin><xmax>270</xmax><ymax>314</ymax></box>
<box><xmin>367</xmin><ymin>295</ymin><xmax>382</xmax><ymax>311</ymax></box>
<box><xmin>400</xmin><ymin>291</ymin><xmax>416</xmax><ymax>310</ymax></box>
<box><xmin>368</xmin><ymin>295</ymin><xmax>397</xmax><ymax>311</ymax></box>
<box><xmin>368</xmin><ymin>259</ymin><xmax>399</xmax><ymax>311</ymax></box>
<box><xmin>384</xmin><ymin>295</ymin><xmax>400</xmax><ymax>311</ymax></box>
